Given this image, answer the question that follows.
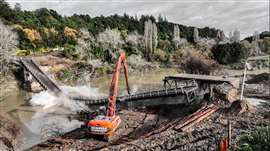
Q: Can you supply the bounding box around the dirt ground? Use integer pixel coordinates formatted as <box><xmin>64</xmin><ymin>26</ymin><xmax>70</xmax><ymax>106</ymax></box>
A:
<box><xmin>27</xmin><ymin>100</ymin><xmax>270</xmax><ymax>151</ymax></box>
<box><xmin>0</xmin><ymin>114</ymin><xmax>23</xmax><ymax>151</ymax></box>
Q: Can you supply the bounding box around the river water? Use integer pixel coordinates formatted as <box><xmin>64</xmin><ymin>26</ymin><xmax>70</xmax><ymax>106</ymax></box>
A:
<box><xmin>0</xmin><ymin>68</ymin><xmax>177</xmax><ymax>149</ymax></box>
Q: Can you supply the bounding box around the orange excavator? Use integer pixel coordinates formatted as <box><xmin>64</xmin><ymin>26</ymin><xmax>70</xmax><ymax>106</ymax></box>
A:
<box><xmin>87</xmin><ymin>50</ymin><xmax>130</xmax><ymax>141</ymax></box>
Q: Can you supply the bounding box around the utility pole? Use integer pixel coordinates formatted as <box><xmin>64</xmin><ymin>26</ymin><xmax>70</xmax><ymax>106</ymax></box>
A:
<box><xmin>228</xmin><ymin>119</ymin><xmax>231</xmax><ymax>147</ymax></box>
<box><xmin>240</xmin><ymin>62</ymin><xmax>247</xmax><ymax>101</ymax></box>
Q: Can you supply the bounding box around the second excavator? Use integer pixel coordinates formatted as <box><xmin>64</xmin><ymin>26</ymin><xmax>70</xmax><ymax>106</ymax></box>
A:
<box><xmin>87</xmin><ymin>50</ymin><xmax>130</xmax><ymax>141</ymax></box>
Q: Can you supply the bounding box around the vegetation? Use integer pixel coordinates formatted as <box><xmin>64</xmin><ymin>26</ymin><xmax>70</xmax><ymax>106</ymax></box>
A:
<box><xmin>0</xmin><ymin>0</ymin><xmax>219</xmax><ymax>62</ymax></box>
<box><xmin>0</xmin><ymin>0</ymin><xmax>257</xmax><ymax>70</ymax></box>
<box><xmin>232</xmin><ymin>126</ymin><xmax>270</xmax><ymax>151</ymax></box>
<box><xmin>211</xmin><ymin>43</ymin><xmax>249</xmax><ymax>65</ymax></box>
<box><xmin>173</xmin><ymin>47</ymin><xmax>219</xmax><ymax>75</ymax></box>
<box><xmin>0</xmin><ymin>19</ymin><xmax>18</xmax><ymax>75</ymax></box>
<box><xmin>244</xmin><ymin>31</ymin><xmax>270</xmax><ymax>43</ymax></box>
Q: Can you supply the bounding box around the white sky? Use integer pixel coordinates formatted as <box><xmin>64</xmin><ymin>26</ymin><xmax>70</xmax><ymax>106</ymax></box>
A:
<box><xmin>6</xmin><ymin>0</ymin><xmax>270</xmax><ymax>39</ymax></box>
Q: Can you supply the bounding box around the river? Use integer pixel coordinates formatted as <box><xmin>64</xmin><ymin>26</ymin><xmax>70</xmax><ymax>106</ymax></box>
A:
<box><xmin>0</xmin><ymin>68</ymin><xmax>178</xmax><ymax>149</ymax></box>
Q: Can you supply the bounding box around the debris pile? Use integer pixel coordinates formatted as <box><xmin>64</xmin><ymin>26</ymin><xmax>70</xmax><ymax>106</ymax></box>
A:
<box><xmin>245</xmin><ymin>72</ymin><xmax>270</xmax><ymax>99</ymax></box>
<box><xmin>214</xmin><ymin>83</ymin><xmax>238</xmax><ymax>103</ymax></box>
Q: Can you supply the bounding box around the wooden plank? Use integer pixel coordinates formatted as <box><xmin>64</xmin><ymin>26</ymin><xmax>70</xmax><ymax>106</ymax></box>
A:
<box><xmin>174</xmin><ymin>104</ymin><xmax>214</xmax><ymax>130</ymax></box>
<box><xmin>180</xmin><ymin>106</ymin><xmax>219</xmax><ymax>131</ymax></box>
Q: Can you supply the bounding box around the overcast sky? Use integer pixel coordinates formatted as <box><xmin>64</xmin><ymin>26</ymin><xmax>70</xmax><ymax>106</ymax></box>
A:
<box><xmin>6</xmin><ymin>0</ymin><xmax>270</xmax><ymax>39</ymax></box>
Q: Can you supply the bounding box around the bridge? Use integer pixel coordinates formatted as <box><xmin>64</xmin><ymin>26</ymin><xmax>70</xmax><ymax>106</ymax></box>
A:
<box><xmin>15</xmin><ymin>58</ymin><xmax>62</xmax><ymax>95</ymax></box>
<box><xmin>15</xmin><ymin>58</ymin><xmax>237</xmax><ymax>107</ymax></box>
<box><xmin>70</xmin><ymin>80</ymin><xmax>199</xmax><ymax>106</ymax></box>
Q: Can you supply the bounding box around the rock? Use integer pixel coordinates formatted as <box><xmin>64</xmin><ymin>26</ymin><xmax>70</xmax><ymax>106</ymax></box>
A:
<box><xmin>228</xmin><ymin>100</ymin><xmax>255</xmax><ymax>114</ymax></box>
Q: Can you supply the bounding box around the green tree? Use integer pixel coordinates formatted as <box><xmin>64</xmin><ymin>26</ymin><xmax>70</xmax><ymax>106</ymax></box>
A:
<box><xmin>211</xmin><ymin>43</ymin><xmax>249</xmax><ymax>64</ymax></box>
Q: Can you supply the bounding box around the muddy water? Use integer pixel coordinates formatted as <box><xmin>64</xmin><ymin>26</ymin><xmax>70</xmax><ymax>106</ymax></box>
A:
<box><xmin>91</xmin><ymin>68</ymin><xmax>178</xmax><ymax>94</ymax></box>
<box><xmin>0</xmin><ymin>68</ymin><xmax>177</xmax><ymax>149</ymax></box>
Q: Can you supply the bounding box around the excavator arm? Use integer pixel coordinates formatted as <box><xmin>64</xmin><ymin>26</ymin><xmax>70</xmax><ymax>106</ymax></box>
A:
<box><xmin>107</xmin><ymin>50</ymin><xmax>130</xmax><ymax>117</ymax></box>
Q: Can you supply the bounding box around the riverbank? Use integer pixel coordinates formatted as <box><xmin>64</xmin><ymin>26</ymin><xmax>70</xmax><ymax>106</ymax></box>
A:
<box><xmin>0</xmin><ymin>55</ymin><xmax>269</xmax><ymax>150</ymax></box>
<box><xmin>0</xmin><ymin>67</ymin><xmax>178</xmax><ymax>150</ymax></box>
<box><xmin>26</xmin><ymin>98</ymin><xmax>270</xmax><ymax>151</ymax></box>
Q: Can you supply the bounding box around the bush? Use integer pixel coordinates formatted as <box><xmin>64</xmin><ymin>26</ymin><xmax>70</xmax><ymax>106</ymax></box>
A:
<box><xmin>61</xmin><ymin>44</ymin><xmax>79</xmax><ymax>60</ymax></box>
<box><xmin>58</xmin><ymin>68</ymin><xmax>74</xmax><ymax>81</ymax></box>
<box><xmin>153</xmin><ymin>48</ymin><xmax>169</xmax><ymax>63</ymax></box>
<box><xmin>211</xmin><ymin>42</ymin><xmax>249</xmax><ymax>65</ymax></box>
<box><xmin>233</xmin><ymin>126</ymin><xmax>270</xmax><ymax>151</ymax></box>
<box><xmin>175</xmin><ymin>49</ymin><xmax>220</xmax><ymax>75</ymax></box>
<box><xmin>16</xmin><ymin>49</ymin><xmax>32</xmax><ymax>56</ymax></box>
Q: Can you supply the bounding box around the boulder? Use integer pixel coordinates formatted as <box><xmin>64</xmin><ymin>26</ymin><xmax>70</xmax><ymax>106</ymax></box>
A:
<box><xmin>228</xmin><ymin>100</ymin><xmax>255</xmax><ymax>114</ymax></box>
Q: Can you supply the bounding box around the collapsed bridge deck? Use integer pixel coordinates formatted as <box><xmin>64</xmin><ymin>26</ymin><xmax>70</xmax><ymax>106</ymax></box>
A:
<box><xmin>71</xmin><ymin>81</ymin><xmax>199</xmax><ymax>106</ymax></box>
<box><xmin>15</xmin><ymin>58</ymin><xmax>62</xmax><ymax>95</ymax></box>
<box><xmin>15</xmin><ymin>58</ymin><xmax>237</xmax><ymax>107</ymax></box>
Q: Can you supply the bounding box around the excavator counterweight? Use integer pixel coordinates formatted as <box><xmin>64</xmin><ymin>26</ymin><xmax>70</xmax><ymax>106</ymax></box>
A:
<box><xmin>87</xmin><ymin>50</ymin><xmax>130</xmax><ymax>141</ymax></box>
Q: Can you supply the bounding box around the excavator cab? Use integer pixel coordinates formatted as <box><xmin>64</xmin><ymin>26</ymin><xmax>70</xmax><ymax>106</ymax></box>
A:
<box><xmin>88</xmin><ymin>115</ymin><xmax>121</xmax><ymax>140</ymax></box>
<box><xmin>88</xmin><ymin>50</ymin><xmax>130</xmax><ymax>141</ymax></box>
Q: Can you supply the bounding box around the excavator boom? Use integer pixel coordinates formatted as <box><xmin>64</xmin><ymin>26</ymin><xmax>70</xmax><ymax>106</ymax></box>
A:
<box><xmin>107</xmin><ymin>51</ymin><xmax>130</xmax><ymax>117</ymax></box>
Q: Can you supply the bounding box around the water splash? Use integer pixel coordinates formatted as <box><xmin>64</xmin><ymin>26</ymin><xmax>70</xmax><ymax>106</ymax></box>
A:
<box><xmin>30</xmin><ymin>85</ymin><xmax>101</xmax><ymax>111</ymax></box>
<box><xmin>21</xmin><ymin>85</ymin><xmax>102</xmax><ymax>149</ymax></box>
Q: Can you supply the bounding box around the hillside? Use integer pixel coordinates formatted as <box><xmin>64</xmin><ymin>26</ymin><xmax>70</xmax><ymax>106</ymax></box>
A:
<box><xmin>0</xmin><ymin>0</ymin><xmax>218</xmax><ymax>58</ymax></box>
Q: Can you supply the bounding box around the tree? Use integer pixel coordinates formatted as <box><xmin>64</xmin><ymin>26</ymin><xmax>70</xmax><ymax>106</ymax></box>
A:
<box><xmin>75</xmin><ymin>28</ymin><xmax>95</xmax><ymax>60</ymax></box>
<box><xmin>232</xmin><ymin>29</ymin><xmax>240</xmax><ymax>43</ymax></box>
<box><xmin>144</xmin><ymin>19</ymin><xmax>152</xmax><ymax>60</ymax></box>
<box><xmin>211</xmin><ymin>42</ymin><xmax>248</xmax><ymax>64</ymax></box>
<box><xmin>14</xmin><ymin>3</ymin><xmax>21</xmax><ymax>11</ymax></box>
<box><xmin>0</xmin><ymin>0</ymin><xmax>15</xmax><ymax>22</ymax></box>
<box><xmin>173</xmin><ymin>25</ymin><xmax>180</xmax><ymax>48</ymax></box>
<box><xmin>217</xmin><ymin>30</ymin><xmax>226</xmax><ymax>42</ymax></box>
<box><xmin>193</xmin><ymin>28</ymin><xmax>199</xmax><ymax>43</ymax></box>
<box><xmin>144</xmin><ymin>19</ymin><xmax>158</xmax><ymax>60</ymax></box>
<box><xmin>97</xmin><ymin>28</ymin><xmax>123</xmax><ymax>61</ymax></box>
<box><xmin>174</xmin><ymin>49</ymin><xmax>219</xmax><ymax>75</ymax></box>
<box><xmin>0</xmin><ymin>20</ymin><xmax>18</xmax><ymax>75</ymax></box>
<box><xmin>152</xmin><ymin>23</ymin><xmax>158</xmax><ymax>53</ymax></box>
<box><xmin>97</xmin><ymin>28</ymin><xmax>123</xmax><ymax>49</ymax></box>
